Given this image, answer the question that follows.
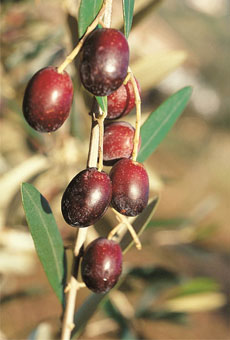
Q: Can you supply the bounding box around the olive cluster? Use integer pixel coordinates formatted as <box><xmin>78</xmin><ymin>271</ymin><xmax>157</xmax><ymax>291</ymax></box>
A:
<box><xmin>22</xmin><ymin>28</ymin><xmax>149</xmax><ymax>293</ymax></box>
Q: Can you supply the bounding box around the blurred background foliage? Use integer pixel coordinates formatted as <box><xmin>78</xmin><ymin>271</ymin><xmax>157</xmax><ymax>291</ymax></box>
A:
<box><xmin>0</xmin><ymin>0</ymin><xmax>230</xmax><ymax>339</ymax></box>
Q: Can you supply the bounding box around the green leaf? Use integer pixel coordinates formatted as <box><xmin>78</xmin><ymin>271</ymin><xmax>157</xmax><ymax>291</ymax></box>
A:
<box><xmin>147</xmin><ymin>217</ymin><xmax>190</xmax><ymax>229</ymax></box>
<box><xmin>78</xmin><ymin>0</ymin><xmax>103</xmax><ymax>38</ymax></box>
<box><xmin>120</xmin><ymin>196</ymin><xmax>159</xmax><ymax>254</ymax></box>
<box><xmin>96</xmin><ymin>95</ymin><xmax>107</xmax><ymax>113</ymax></box>
<box><xmin>122</xmin><ymin>0</ymin><xmax>135</xmax><ymax>39</ymax></box>
<box><xmin>137</xmin><ymin>86</ymin><xmax>192</xmax><ymax>163</ymax></box>
<box><xmin>173</xmin><ymin>278</ymin><xmax>220</xmax><ymax>298</ymax></box>
<box><xmin>21</xmin><ymin>183</ymin><xmax>66</xmax><ymax>306</ymax></box>
<box><xmin>119</xmin><ymin>0</ymin><xmax>164</xmax><ymax>34</ymax></box>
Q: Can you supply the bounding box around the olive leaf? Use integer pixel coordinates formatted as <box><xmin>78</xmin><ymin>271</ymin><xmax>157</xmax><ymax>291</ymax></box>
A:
<box><xmin>78</xmin><ymin>0</ymin><xmax>103</xmax><ymax>38</ymax></box>
<box><xmin>137</xmin><ymin>86</ymin><xmax>192</xmax><ymax>163</ymax></box>
<box><xmin>122</xmin><ymin>0</ymin><xmax>135</xmax><ymax>39</ymax></box>
<box><xmin>21</xmin><ymin>183</ymin><xmax>66</xmax><ymax>307</ymax></box>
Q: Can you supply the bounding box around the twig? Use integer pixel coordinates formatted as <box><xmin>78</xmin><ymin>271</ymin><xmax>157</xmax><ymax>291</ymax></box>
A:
<box><xmin>57</xmin><ymin>1</ymin><xmax>107</xmax><ymax>74</ymax></box>
<box><xmin>61</xmin><ymin>1</ymin><xmax>113</xmax><ymax>339</ymax></box>
<box><xmin>87</xmin><ymin>114</ymin><xmax>100</xmax><ymax>169</ymax></box>
<box><xmin>129</xmin><ymin>66</ymin><xmax>141</xmax><ymax>161</ymax></box>
<box><xmin>93</xmin><ymin>0</ymin><xmax>112</xmax><ymax>171</ymax></box>
<box><xmin>61</xmin><ymin>113</ymin><xmax>100</xmax><ymax>340</ymax></box>
<box><xmin>61</xmin><ymin>229</ymin><xmax>88</xmax><ymax>340</ymax></box>
<box><xmin>110</xmin><ymin>208</ymin><xmax>142</xmax><ymax>250</ymax></box>
<box><xmin>103</xmin><ymin>0</ymin><xmax>113</xmax><ymax>28</ymax></box>
<box><xmin>96</xmin><ymin>109</ymin><xmax>105</xmax><ymax>172</ymax></box>
<box><xmin>93</xmin><ymin>107</ymin><xmax>107</xmax><ymax>172</ymax></box>
<box><xmin>107</xmin><ymin>222</ymin><xmax>123</xmax><ymax>240</ymax></box>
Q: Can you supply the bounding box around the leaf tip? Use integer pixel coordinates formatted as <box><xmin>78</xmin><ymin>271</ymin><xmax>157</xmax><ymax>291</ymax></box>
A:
<box><xmin>21</xmin><ymin>182</ymin><xmax>27</xmax><ymax>195</ymax></box>
<box><xmin>183</xmin><ymin>85</ymin><xmax>193</xmax><ymax>97</ymax></box>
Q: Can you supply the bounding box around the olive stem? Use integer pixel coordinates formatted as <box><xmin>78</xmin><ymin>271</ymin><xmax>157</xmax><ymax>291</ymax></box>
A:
<box><xmin>129</xmin><ymin>67</ymin><xmax>141</xmax><ymax>161</ymax></box>
<box><xmin>95</xmin><ymin>0</ymin><xmax>112</xmax><ymax>171</ymax></box>
<box><xmin>87</xmin><ymin>114</ymin><xmax>100</xmax><ymax>168</ymax></box>
<box><xmin>97</xmin><ymin>109</ymin><xmax>105</xmax><ymax>172</ymax></box>
<box><xmin>61</xmin><ymin>1</ymin><xmax>113</xmax><ymax>339</ymax></box>
<box><xmin>57</xmin><ymin>1</ymin><xmax>107</xmax><ymax>74</ymax></box>
<box><xmin>107</xmin><ymin>222</ymin><xmax>123</xmax><ymax>240</ymax></box>
<box><xmin>110</xmin><ymin>208</ymin><xmax>142</xmax><ymax>250</ymax></box>
<box><xmin>123</xmin><ymin>72</ymin><xmax>131</xmax><ymax>85</ymax></box>
<box><xmin>93</xmin><ymin>107</ymin><xmax>107</xmax><ymax>172</ymax></box>
<box><xmin>61</xmin><ymin>107</ymin><xmax>100</xmax><ymax>340</ymax></box>
<box><xmin>61</xmin><ymin>227</ymin><xmax>88</xmax><ymax>340</ymax></box>
<box><xmin>61</xmin><ymin>116</ymin><xmax>100</xmax><ymax>340</ymax></box>
<box><xmin>61</xmin><ymin>276</ymin><xmax>81</xmax><ymax>339</ymax></box>
<box><xmin>103</xmin><ymin>0</ymin><xmax>113</xmax><ymax>28</ymax></box>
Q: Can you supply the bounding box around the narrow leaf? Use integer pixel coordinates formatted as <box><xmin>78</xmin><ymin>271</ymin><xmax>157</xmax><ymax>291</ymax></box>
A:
<box><xmin>96</xmin><ymin>95</ymin><xmax>107</xmax><ymax>113</ymax></box>
<box><xmin>172</xmin><ymin>278</ymin><xmax>220</xmax><ymax>298</ymax></box>
<box><xmin>118</xmin><ymin>0</ymin><xmax>165</xmax><ymax>35</ymax></box>
<box><xmin>147</xmin><ymin>217</ymin><xmax>190</xmax><ymax>229</ymax></box>
<box><xmin>78</xmin><ymin>0</ymin><xmax>103</xmax><ymax>38</ymax></box>
<box><xmin>21</xmin><ymin>183</ymin><xmax>66</xmax><ymax>306</ymax></box>
<box><xmin>122</xmin><ymin>0</ymin><xmax>135</xmax><ymax>39</ymax></box>
<box><xmin>137</xmin><ymin>87</ymin><xmax>192</xmax><ymax>163</ymax></box>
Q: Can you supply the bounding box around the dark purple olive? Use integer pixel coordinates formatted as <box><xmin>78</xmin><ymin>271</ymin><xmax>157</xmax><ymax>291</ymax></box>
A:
<box><xmin>81</xmin><ymin>237</ymin><xmax>122</xmax><ymax>293</ymax></box>
<box><xmin>107</xmin><ymin>77</ymin><xmax>141</xmax><ymax>119</ymax></box>
<box><xmin>61</xmin><ymin>168</ymin><xmax>112</xmax><ymax>227</ymax></box>
<box><xmin>79</xmin><ymin>28</ymin><xmax>129</xmax><ymax>96</ymax></box>
<box><xmin>110</xmin><ymin>158</ymin><xmax>149</xmax><ymax>216</ymax></box>
<box><xmin>23</xmin><ymin>67</ymin><xmax>73</xmax><ymax>132</ymax></box>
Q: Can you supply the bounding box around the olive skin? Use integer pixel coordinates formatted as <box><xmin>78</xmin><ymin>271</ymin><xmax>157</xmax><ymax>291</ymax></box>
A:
<box><xmin>79</xmin><ymin>28</ymin><xmax>129</xmax><ymax>96</ymax></box>
<box><xmin>23</xmin><ymin>67</ymin><xmax>73</xmax><ymax>132</ymax></box>
<box><xmin>106</xmin><ymin>77</ymin><xmax>141</xmax><ymax>120</ymax></box>
<box><xmin>110</xmin><ymin>159</ymin><xmax>149</xmax><ymax>216</ymax></box>
<box><xmin>61</xmin><ymin>168</ymin><xmax>112</xmax><ymax>227</ymax></box>
<box><xmin>81</xmin><ymin>237</ymin><xmax>122</xmax><ymax>293</ymax></box>
<box><xmin>103</xmin><ymin>121</ymin><xmax>141</xmax><ymax>165</ymax></box>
